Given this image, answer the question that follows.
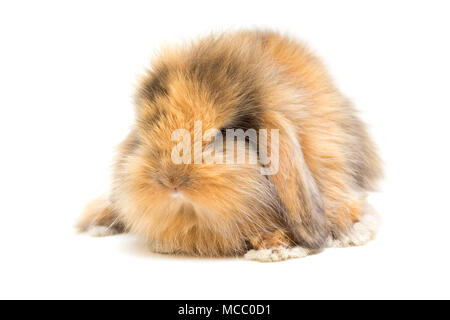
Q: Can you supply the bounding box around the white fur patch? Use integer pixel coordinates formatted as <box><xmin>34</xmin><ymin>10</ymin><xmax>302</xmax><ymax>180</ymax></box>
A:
<box><xmin>86</xmin><ymin>226</ymin><xmax>121</xmax><ymax>237</ymax></box>
<box><xmin>326</xmin><ymin>204</ymin><xmax>381</xmax><ymax>248</ymax></box>
<box><xmin>245</xmin><ymin>205</ymin><xmax>381</xmax><ymax>262</ymax></box>
<box><xmin>148</xmin><ymin>240</ymin><xmax>178</xmax><ymax>254</ymax></box>
<box><xmin>244</xmin><ymin>246</ymin><xmax>310</xmax><ymax>262</ymax></box>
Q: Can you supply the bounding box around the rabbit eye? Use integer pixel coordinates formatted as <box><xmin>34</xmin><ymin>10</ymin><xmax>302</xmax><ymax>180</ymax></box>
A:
<box><xmin>206</xmin><ymin>128</ymin><xmax>225</xmax><ymax>146</ymax></box>
<box><xmin>219</xmin><ymin>127</ymin><xmax>229</xmax><ymax>137</ymax></box>
<box><xmin>224</xmin><ymin>111</ymin><xmax>261</xmax><ymax>132</ymax></box>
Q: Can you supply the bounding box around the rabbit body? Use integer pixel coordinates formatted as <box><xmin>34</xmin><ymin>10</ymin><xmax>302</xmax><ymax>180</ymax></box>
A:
<box><xmin>78</xmin><ymin>30</ymin><xmax>382</xmax><ymax>260</ymax></box>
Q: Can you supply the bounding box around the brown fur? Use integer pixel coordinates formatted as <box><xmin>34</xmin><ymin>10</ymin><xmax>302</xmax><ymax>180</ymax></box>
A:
<box><xmin>76</xmin><ymin>197</ymin><xmax>125</xmax><ymax>234</ymax></box>
<box><xmin>77</xmin><ymin>30</ymin><xmax>382</xmax><ymax>257</ymax></box>
<box><xmin>249</xmin><ymin>229</ymin><xmax>294</xmax><ymax>250</ymax></box>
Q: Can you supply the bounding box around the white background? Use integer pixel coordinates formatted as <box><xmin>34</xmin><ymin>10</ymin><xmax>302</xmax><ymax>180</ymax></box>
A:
<box><xmin>1</xmin><ymin>0</ymin><xmax>449</xmax><ymax>299</ymax></box>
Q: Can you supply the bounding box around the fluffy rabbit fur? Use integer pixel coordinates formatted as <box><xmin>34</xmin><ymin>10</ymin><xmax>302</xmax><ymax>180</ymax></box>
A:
<box><xmin>77</xmin><ymin>30</ymin><xmax>382</xmax><ymax>261</ymax></box>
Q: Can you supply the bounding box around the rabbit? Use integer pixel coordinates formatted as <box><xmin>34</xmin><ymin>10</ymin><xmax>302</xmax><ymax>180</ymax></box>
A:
<box><xmin>77</xmin><ymin>30</ymin><xmax>382</xmax><ymax>262</ymax></box>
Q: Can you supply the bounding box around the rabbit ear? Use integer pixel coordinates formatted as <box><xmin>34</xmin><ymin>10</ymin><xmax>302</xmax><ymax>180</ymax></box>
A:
<box><xmin>262</xmin><ymin>112</ymin><xmax>328</xmax><ymax>249</ymax></box>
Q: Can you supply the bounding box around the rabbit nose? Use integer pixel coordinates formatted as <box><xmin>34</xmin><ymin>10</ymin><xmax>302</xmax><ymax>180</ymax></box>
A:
<box><xmin>156</xmin><ymin>167</ymin><xmax>191</xmax><ymax>190</ymax></box>
<box><xmin>158</xmin><ymin>176</ymin><xmax>180</xmax><ymax>189</ymax></box>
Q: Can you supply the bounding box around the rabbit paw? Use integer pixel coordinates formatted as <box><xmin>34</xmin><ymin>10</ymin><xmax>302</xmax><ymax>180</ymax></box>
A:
<box><xmin>245</xmin><ymin>246</ymin><xmax>310</xmax><ymax>262</ymax></box>
<box><xmin>327</xmin><ymin>204</ymin><xmax>381</xmax><ymax>248</ymax></box>
<box><xmin>76</xmin><ymin>197</ymin><xmax>125</xmax><ymax>236</ymax></box>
